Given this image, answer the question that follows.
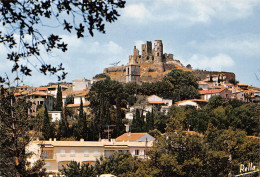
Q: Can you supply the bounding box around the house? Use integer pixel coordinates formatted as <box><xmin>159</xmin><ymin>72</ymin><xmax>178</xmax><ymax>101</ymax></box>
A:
<box><xmin>73</xmin><ymin>90</ymin><xmax>89</xmax><ymax>105</ymax></box>
<box><xmin>115</xmin><ymin>133</ymin><xmax>155</xmax><ymax>142</ymax></box>
<box><xmin>48</xmin><ymin>111</ymin><xmax>62</xmax><ymax>122</ymax></box>
<box><xmin>244</xmin><ymin>89</ymin><xmax>260</xmax><ymax>103</ymax></box>
<box><xmin>27</xmin><ymin>134</ymin><xmax>154</xmax><ymax>174</ymax></box>
<box><xmin>199</xmin><ymin>88</ymin><xmax>232</xmax><ymax>100</ymax></box>
<box><xmin>26</xmin><ymin>92</ymin><xmax>54</xmax><ymax>116</ymax></box>
<box><xmin>47</xmin><ymin>85</ymin><xmax>69</xmax><ymax>96</ymax></box>
<box><xmin>146</xmin><ymin>95</ymin><xmax>172</xmax><ymax>114</ymax></box>
<box><xmin>204</xmin><ymin>73</ymin><xmax>227</xmax><ymax>87</ymax></box>
<box><xmin>231</xmin><ymin>87</ymin><xmax>245</xmax><ymax>101</ymax></box>
<box><xmin>175</xmin><ymin>99</ymin><xmax>208</xmax><ymax>109</ymax></box>
<box><xmin>72</xmin><ymin>78</ymin><xmax>91</xmax><ymax>91</ymax></box>
<box><xmin>66</xmin><ymin>90</ymin><xmax>90</xmax><ymax>117</ymax></box>
<box><xmin>197</xmin><ymin>81</ymin><xmax>209</xmax><ymax>90</ymax></box>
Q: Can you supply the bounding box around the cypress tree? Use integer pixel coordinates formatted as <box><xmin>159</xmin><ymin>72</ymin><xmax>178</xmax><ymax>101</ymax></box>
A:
<box><xmin>56</xmin><ymin>85</ymin><xmax>63</xmax><ymax>111</ymax></box>
<box><xmin>57</xmin><ymin>107</ymin><xmax>69</xmax><ymax>139</ymax></box>
<box><xmin>77</xmin><ymin>98</ymin><xmax>88</xmax><ymax>140</ymax></box>
<box><xmin>42</xmin><ymin>105</ymin><xmax>54</xmax><ymax>140</ymax></box>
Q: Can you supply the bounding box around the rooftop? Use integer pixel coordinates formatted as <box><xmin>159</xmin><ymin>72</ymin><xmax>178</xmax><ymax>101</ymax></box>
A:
<box><xmin>34</xmin><ymin>140</ymin><xmax>153</xmax><ymax>147</ymax></box>
<box><xmin>115</xmin><ymin>133</ymin><xmax>150</xmax><ymax>141</ymax></box>
<box><xmin>199</xmin><ymin>88</ymin><xmax>227</xmax><ymax>95</ymax></box>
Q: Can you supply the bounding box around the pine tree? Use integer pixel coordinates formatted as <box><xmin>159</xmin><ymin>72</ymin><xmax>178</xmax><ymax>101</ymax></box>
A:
<box><xmin>42</xmin><ymin>105</ymin><xmax>54</xmax><ymax>140</ymax></box>
<box><xmin>56</xmin><ymin>85</ymin><xmax>63</xmax><ymax>111</ymax></box>
<box><xmin>0</xmin><ymin>89</ymin><xmax>46</xmax><ymax>176</ymax></box>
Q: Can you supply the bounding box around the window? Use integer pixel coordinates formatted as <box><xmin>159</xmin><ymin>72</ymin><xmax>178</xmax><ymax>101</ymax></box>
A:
<box><xmin>45</xmin><ymin>162</ymin><xmax>50</xmax><ymax>167</ymax></box>
<box><xmin>84</xmin><ymin>150</ymin><xmax>89</xmax><ymax>157</ymax></box>
<box><xmin>60</xmin><ymin>149</ymin><xmax>65</xmax><ymax>157</ymax></box>
<box><xmin>135</xmin><ymin>150</ymin><xmax>139</xmax><ymax>156</ymax></box>
<box><xmin>41</xmin><ymin>151</ymin><xmax>48</xmax><ymax>159</ymax></box>
<box><xmin>70</xmin><ymin>149</ymin><xmax>75</xmax><ymax>157</ymax></box>
<box><xmin>94</xmin><ymin>150</ymin><xmax>99</xmax><ymax>157</ymax></box>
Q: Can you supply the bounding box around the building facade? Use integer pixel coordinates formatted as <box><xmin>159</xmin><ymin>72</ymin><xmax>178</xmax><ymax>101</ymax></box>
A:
<box><xmin>27</xmin><ymin>134</ymin><xmax>154</xmax><ymax>175</ymax></box>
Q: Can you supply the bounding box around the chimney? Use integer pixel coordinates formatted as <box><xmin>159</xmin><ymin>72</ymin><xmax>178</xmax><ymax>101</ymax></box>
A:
<box><xmin>80</xmin><ymin>138</ymin><xmax>84</xmax><ymax>142</ymax></box>
<box><xmin>54</xmin><ymin>138</ymin><xmax>57</xmax><ymax>141</ymax></box>
<box><xmin>49</xmin><ymin>138</ymin><xmax>52</xmax><ymax>141</ymax></box>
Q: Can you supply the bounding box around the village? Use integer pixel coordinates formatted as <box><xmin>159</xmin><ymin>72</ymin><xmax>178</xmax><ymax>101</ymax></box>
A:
<box><xmin>7</xmin><ymin>40</ymin><xmax>259</xmax><ymax>175</ymax></box>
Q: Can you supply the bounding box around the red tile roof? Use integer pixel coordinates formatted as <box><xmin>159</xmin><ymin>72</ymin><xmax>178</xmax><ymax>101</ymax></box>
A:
<box><xmin>148</xmin><ymin>101</ymin><xmax>164</xmax><ymax>104</ymax></box>
<box><xmin>36</xmin><ymin>87</ymin><xmax>48</xmax><ymax>91</ymax></box>
<box><xmin>66</xmin><ymin>102</ymin><xmax>90</xmax><ymax>108</ymax></box>
<box><xmin>115</xmin><ymin>133</ymin><xmax>147</xmax><ymax>141</ymax></box>
<box><xmin>29</xmin><ymin>91</ymin><xmax>49</xmax><ymax>96</ymax></box>
<box><xmin>199</xmin><ymin>88</ymin><xmax>226</xmax><ymax>95</ymax></box>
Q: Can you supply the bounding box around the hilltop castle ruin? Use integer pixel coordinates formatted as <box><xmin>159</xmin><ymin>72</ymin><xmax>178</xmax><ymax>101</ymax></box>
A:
<box><xmin>104</xmin><ymin>40</ymin><xmax>184</xmax><ymax>83</ymax></box>
<box><xmin>104</xmin><ymin>40</ymin><xmax>235</xmax><ymax>83</ymax></box>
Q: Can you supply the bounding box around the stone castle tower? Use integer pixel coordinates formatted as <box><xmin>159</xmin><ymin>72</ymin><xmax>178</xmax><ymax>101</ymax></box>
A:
<box><xmin>126</xmin><ymin>65</ymin><xmax>140</xmax><ymax>83</ymax></box>
<box><xmin>153</xmin><ymin>40</ymin><xmax>163</xmax><ymax>63</ymax></box>
<box><xmin>104</xmin><ymin>40</ymin><xmax>177</xmax><ymax>83</ymax></box>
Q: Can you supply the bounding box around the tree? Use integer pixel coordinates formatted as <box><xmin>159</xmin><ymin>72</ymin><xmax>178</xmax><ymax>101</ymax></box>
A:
<box><xmin>206</xmin><ymin>95</ymin><xmax>224</xmax><ymax>110</ymax></box>
<box><xmin>0</xmin><ymin>0</ymin><xmax>126</xmax><ymax>82</ymax></box>
<box><xmin>55</xmin><ymin>85</ymin><xmax>63</xmax><ymax>111</ymax></box>
<box><xmin>94</xmin><ymin>152</ymin><xmax>139</xmax><ymax>177</ymax></box>
<box><xmin>76</xmin><ymin>98</ymin><xmax>88</xmax><ymax>140</ymax></box>
<box><xmin>65</xmin><ymin>95</ymin><xmax>74</xmax><ymax>105</ymax></box>
<box><xmin>131</xmin><ymin>109</ymin><xmax>145</xmax><ymax>132</ymax></box>
<box><xmin>162</xmin><ymin>69</ymin><xmax>199</xmax><ymax>101</ymax></box>
<box><xmin>88</xmin><ymin>78</ymin><xmax>126</xmax><ymax>140</ymax></box>
<box><xmin>60</xmin><ymin>161</ymin><xmax>96</xmax><ymax>177</ymax></box>
<box><xmin>42</xmin><ymin>105</ymin><xmax>54</xmax><ymax>140</ymax></box>
<box><xmin>0</xmin><ymin>89</ymin><xmax>46</xmax><ymax>176</ymax></box>
<box><xmin>30</xmin><ymin>106</ymin><xmax>45</xmax><ymax>133</ymax></box>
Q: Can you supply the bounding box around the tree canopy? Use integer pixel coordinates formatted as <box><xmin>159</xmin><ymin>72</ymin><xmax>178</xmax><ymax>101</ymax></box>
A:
<box><xmin>0</xmin><ymin>0</ymin><xmax>125</xmax><ymax>82</ymax></box>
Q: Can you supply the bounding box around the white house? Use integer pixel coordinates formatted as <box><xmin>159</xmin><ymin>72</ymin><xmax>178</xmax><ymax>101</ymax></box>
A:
<box><xmin>197</xmin><ymin>81</ymin><xmax>209</xmax><ymax>90</ymax></box>
<box><xmin>72</xmin><ymin>78</ymin><xmax>91</xmax><ymax>91</ymax></box>
<box><xmin>48</xmin><ymin>111</ymin><xmax>62</xmax><ymax>122</ymax></box>
<box><xmin>175</xmin><ymin>99</ymin><xmax>208</xmax><ymax>109</ymax></box>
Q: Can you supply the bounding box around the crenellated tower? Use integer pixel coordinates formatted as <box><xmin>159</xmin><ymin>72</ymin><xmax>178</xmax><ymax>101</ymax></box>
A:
<box><xmin>153</xmin><ymin>40</ymin><xmax>163</xmax><ymax>63</ymax></box>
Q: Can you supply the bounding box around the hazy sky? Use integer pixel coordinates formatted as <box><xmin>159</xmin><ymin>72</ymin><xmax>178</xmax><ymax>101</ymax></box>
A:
<box><xmin>1</xmin><ymin>0</ymin><xmax>260</xmax><ymax>87</ymax></box>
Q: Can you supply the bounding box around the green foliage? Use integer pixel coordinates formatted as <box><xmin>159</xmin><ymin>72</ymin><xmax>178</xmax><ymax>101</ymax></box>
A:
<box><xmin>94</xmin><ymin>152</ymin><xmax>140</xmax><ymax>177</ymax></box>
<box><xmin>56</xmin><ymin>85</ymin><xmax>63</xmax><ymax>111</ymax></box>
<box><xmin>57</xmin><ymin>108</ymin><xmax>70</xmax><ymax>140</ymax></box>
<box><xmin>65</xmin><ymin>95</ymin><xmax>74</xmax><ymax>105</ymax></box>
<box><xmin>60</xmin><ymin>161</ymin><xmax>96</xmax><ymax>177</ymax></box>
<box><xmin>131</xmin><ymin>109</ymin><xmax>146</xmax><ymax>132</ymax></box>
<box><xmin>170</xmin><ymin>97</ymin><xmax>259</xmax><ymax>135</ymax></box>
<box><xmin>137</xmin><ymin>69</ymin><xmax>199</xmax><ymax>102</ymax></box>
<box><xmin>0</xmin><ymin>90</ymin><xmax>46</xmax><ymax>176</ymax></box>
<box><xmin>76</xmin><ymin>99</ymin><xmax>88</xmax><ymax>140</ymax></box>
<box><xmin>88</xmin><ymin>78</ymin><xmax>126</xmax><ymax>140</ymax></box>
<box><xmin>0</xmin><ymin>0</ymin><xmax>126</xmax><ymax>81</ymax></box>
<box><xmin>162</xmin><ymin>69</ymin><xmax>199</xmax><ymax>101</ymax></box>
<box><xmin>30</xmin><ymin>106</ymin><xmax>45</xmax><ymax>132</ymax></box>
<box><xmin>131</xmin><ymin>110</ymin><xmax>169</xmax><ymax>133</ymax></box>
<box><xmin>42</xmin><ymin>105</ymin><xmax>55</xmax><ymax>140</ymax></box>
<box><xmin>93</xmin><ymin>73</ymin><xmax>110</xmax><ymax>79</ymax></box>
<box><xmin>206</xmin><ymin>95</ymin><xmax>224</xmax><ymax>110</ymax></box>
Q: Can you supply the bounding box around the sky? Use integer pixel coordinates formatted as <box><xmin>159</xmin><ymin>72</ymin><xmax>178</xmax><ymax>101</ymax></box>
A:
<box><xmin>1</xmin><ymin>0</ymin><xmax>260</xmax><ymax>87</ymax></box>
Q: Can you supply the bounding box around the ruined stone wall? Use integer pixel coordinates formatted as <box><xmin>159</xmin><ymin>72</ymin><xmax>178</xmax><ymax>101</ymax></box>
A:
<box><xmin>104</xmin><ymin>65</ymin><xmax>126</xmax><ymax>73</ymax></box>
<box><xmin>192</xmin><ymin>70</ymin><xmax>236</xmax><ymax>81</ymax></box>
